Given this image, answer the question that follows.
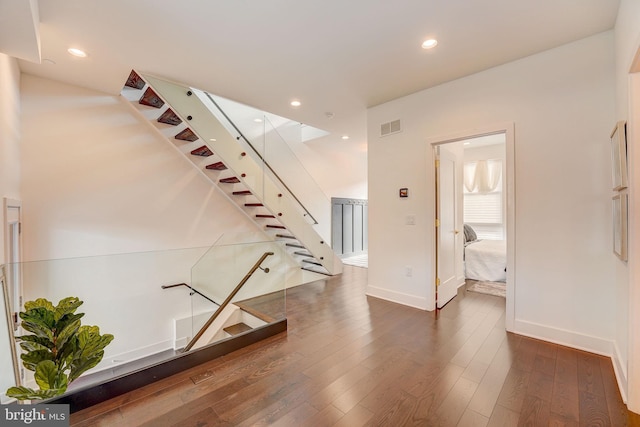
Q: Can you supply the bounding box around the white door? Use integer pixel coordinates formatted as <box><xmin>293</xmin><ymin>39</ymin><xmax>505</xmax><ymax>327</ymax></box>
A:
<box><xmin>436</xmin><ymin>147</ymin><xmax>458</xmax><ymax>308</ymax></box>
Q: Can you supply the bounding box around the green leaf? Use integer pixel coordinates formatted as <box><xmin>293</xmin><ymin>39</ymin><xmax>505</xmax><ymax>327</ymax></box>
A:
<box><xmin>55</xmin><ymin>317</ymin><xmax>81</xmax><ymax>352</ymax></box>
<box><xmin>19</xmin><ymin>340</ymin><xmax>50</xmax><ymax>353</ymax></box>
<box><xmin>24</xmin><ymin>298</ymin><xmax>55</xmax><ymax>312</ymax></box>
<box><xmin>19</xmin><ymin>307</ymin><xmax>55</xmax><ymax>341</ymax></box>
<box><xmin>21</xmin><ymin>350</ymin><xmax>54</xmax><ymax>372</ymax></box>
<box><xmin>33</xmin><ymin>360</ymin><xmax>68</xmax><ymax>391</ymax></box>
<box><xmin>54</xmin><ymin>297</ymin><xmax>83</xmax><ymax>321</ymax></box>
<box><xmin>16</xmin><ymin>334</ymin><xmax>53</xmax><ymax>350</ymax></box>
<box><xmin>6</xmin><ymin>385</ymin><xmax>65</xmax><ymax>400</ymax></box>
<box><xmin>68</xmin><ymin>326</ymin><xmax>114</xmax><ymax>381</ymax></box>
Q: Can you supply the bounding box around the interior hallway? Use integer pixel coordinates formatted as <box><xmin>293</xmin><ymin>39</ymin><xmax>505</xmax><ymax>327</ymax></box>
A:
<box><xmin>70</xmin><ymin>265</ymin><xmax>638</xmax><ymax>426</ymax></box>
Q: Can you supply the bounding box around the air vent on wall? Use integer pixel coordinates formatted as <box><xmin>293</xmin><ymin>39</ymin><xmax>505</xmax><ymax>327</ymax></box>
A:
<box><xmin>380</xmin><ymin>119</ymin><xmax>401</xmax><ymax>137</ymax></box>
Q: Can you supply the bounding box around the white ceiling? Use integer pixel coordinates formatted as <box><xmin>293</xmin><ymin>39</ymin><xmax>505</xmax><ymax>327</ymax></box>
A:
<box><xmin>6</xmin><ymin>0</ymin><xmax>620</xmax><ymax>146</ymax></box>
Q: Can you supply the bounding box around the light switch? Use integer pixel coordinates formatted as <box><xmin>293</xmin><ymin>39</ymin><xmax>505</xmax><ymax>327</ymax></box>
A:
<box><xmin>406</xmin><ymin>215</ymin><xmax>416</xmax><ymax>225</ymax></box>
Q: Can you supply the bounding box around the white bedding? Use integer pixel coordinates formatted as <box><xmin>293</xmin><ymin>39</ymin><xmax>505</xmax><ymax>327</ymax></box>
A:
<box><xmin>465</xmin><ymin>239</ymin><xmax>506</xmax><ymax>282</ymax></box>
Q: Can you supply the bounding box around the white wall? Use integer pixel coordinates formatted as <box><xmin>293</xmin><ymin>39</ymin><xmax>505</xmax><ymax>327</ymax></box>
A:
<box><xmin>0</xmin><ymin>53</ymin><xmax>21</xmax><ymax>264</ymax></box>
<box><xmin>368</xmin><ymin>32</ymin><xmax>616</xmax><ymax>352</ymax></box>
<box><xmin>614</xmin><ymin>0</ymin><xmax>640</xmax><ymax>411</ymax></box>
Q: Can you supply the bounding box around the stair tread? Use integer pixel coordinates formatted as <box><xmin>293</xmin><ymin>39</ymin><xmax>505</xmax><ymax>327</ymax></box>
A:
<box><xmin>293</xmin><ymin>251</ymin><xmax>314</xmax><ymax>257</ymax></box>
<box><xmin>125</xmin><ymin>70</ymin><xmax>145</xmax><ymax>90</ymax></box>
<box><xmin>233</xmin><ymin>191</ymin><xmax>252</xmax><ymax>196</ymax></box>
<box><xmin>301</xmin><ymin>266</ymin><xmax>332</xmax><ymax>276</ymax></box>
<box><xmin>206</xmin><ymin>162</ymin><xmax>227</xmax><ymax>171</ymax></box>
<box><xmin>266</xmin><ymin>225</ymin><xmax>286</xmax><ymax>229</ymax></box>
<box><xmin>285</xmin><ymin>243</ymin><xmax>305</xmax><ymax>249</ymax></box>
<box><xmin>256</xmin><ymin>214</ymin><xmax>276</xmax><ymax>218</ymax></box>
<box><xmin>223</xmin><ymin>323</ymin><xmax>252</xmax><ymax>336</ymax></box>
<box><xmin>191</xmin><ymin>145</ymin><xmax>213</xmax><ymax>157</ymax></box>
<box><xmin>245</xmin><ymin>203</ymin><xmax>264</xmax><ymax>207</ymax></box>
<box><xmin>302</xmin><ymin>259</ymin><xmax>323</xmax><ymax>266</ymax></box>
<box><xmin>175</xmin><ymin>128</ymin><xmax>198</xmax><ymax>142</ymax></box>
<box><xmin>157</xmin><ymin>108</ymin><xmax>182</xmax><ymax>126</ymax></box>
<box><xmin>220</xmin><ymin>177</ymin><xmax>241</xmax><ymax>184</ymax></box>
<box><xmin>276</xmin><ymin>234</ymin><xmax>297</xmax><ymax>240</ymax></box>
<box><xmin>139</xmin><ymin>87</ymin><xmax>164</xmax><ymax>108</ymax></box>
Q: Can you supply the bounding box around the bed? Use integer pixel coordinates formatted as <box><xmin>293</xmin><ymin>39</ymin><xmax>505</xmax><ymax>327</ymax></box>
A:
<box><xmin>464</xmin><ymin>225</ymin><xmax>507</xmax><ymax>282</ymax></box>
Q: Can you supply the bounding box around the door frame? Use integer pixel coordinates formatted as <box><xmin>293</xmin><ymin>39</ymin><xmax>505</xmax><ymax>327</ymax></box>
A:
<box><xmin>428</xmin><ymin>122</ymin><xmax>515</xmax><ymax>331</ymax></box>
<box><xmin>3</xmin><ymin>198</ymin><xmax>22</xmax><ymax>330</ymax></box>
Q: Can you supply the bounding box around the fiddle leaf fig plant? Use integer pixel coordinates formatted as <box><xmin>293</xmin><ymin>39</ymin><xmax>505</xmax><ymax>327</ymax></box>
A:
<box><xmin>5</xmin><ymin>297</ymin><xmax>114</xmax><ymax>400</ymax></box>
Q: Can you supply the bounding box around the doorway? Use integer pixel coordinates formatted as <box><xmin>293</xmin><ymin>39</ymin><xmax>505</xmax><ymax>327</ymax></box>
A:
<box><xmin>3</xmin><ymin>198</ymin><xmax>22</xmax><ymax>333</ymax></box>
<box><xmin>430</xmin><ymin>124</ymin><xmax>515</xmax><ymax>330</ymax></box>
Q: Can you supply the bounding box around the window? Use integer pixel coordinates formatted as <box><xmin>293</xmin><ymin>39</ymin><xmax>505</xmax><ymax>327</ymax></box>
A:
<box><xmin>463</xmin><ymin>160</ymin><xmax>503</xmax><ymax>240</ymax></box>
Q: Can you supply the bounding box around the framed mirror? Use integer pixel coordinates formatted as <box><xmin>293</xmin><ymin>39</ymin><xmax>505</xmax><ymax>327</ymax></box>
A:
<box><xmin>0</xmin><ymin>265</ymin><xmax>20</xmax><ymax>403</ymax></box>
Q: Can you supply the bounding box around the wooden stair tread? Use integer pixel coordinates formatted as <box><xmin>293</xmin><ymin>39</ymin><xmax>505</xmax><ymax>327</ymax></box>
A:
<box><xmin>234</xmin><ymin>291</ymin><xmax>285</xmax><ymax>323</ymax></box>
<box><xmin>139</xmin><ymin>87</ymin><xmax>164</xmax><ymax>108</ymax></box>
<box><xmin>157</xmin><ymin>109</ymin><xmax>182</xmax><ymax>126</ymax></box>
<box><xmin>233</xmin><ymin>190</ymin><xmax>252</xmax><ymax>196</ymax></box>
<box><xmin>206</xmin><ymin>162</ymin><xmax>227</xmax><ymax>171</ymax></box>
<box><xmin>293</xmin><ymin>251</ymin><xmax>314</xmax><ymax>257</ymax></box>
<box><xmin>191</xmin><ymin>145</ymin><xmax>213</xmax><ymax>157</ymax></box>
<box><xmin>302</xmin><ymin>259</ymin><xmax>323</xmax><ymax>266</ymax></box>
<box><xmin>125</xmin><ymin>70</ymin><xmax>145</xmax><ymax>90</ymax></box>
<box><xmin>276</xmin><ymin>234</ymin><xmax>297</xmax><ymax>240</ymax></box>
<box><xmin>256</xmin><ymin>214</ymin><xmax>276</xmax><ymax>218</ymax></box>
<box><xmin>285</xmin><ymin>243</ymin><xmax>305</xmax><ymax>249</ymax></box>
<box><xmin>245</xmin><ymin>203</ymin><xmax>264</xmax><ymax>207</ymax></box>
<box><xmin>220</xmin><ymin>177</ymin><xmax>241</xmax><ymax>184</ymax></box>
<box><xmin>266</xmin><ymin>225</ymin><xmax>286</xmax><ymax>229</ymax></box>
<box><xmin>223</xmin><ymin>323</ymin><xmax>252</xmax><ymax>336</ymax></box>
<box><xmin>175</xmin><ymin>128</ymin><xmax>198</xmax><ymax>142</ymax></box>
<box><xmin>301</xmin><ymin>266</ymin><xmax>332</xmax><ymax>276</ymax></box>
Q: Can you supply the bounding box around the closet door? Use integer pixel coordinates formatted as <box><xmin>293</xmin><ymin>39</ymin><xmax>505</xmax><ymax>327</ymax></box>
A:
<box><xmin>331</xmin><ymin>198</ymin><xmax>368</xmax><ymax>257</ymax></box>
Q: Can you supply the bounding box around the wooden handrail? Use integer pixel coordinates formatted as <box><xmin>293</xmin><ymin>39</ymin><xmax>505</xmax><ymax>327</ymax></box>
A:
<box><xmin>161</xmin><ymin>283</ymin><xmax>219</xmax><ymax>306</ymax></box>
<box><xmin>183</xmin><ymin>251</ymin><xmax>275</xmax><ymax>352</ymax></box>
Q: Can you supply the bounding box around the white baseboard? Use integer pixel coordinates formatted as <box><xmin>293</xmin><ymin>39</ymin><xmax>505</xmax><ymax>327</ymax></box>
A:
<box><xmin>366</xmin><ymin>285</ymin><xmax>431</xmax><ymax>310</ymax></box>
<box><xmin>514</xmin><ymin>319</ymin><xmax>612</xmax><ymax>356</ymax></box>
<box><xmin>612</xmin><ymin>341</ymin><xmax>628</xmax><ymax>404</ymax></box>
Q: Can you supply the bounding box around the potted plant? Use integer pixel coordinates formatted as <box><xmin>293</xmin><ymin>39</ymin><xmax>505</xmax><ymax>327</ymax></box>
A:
<box><xmin>5</xmin><ymin>297</ymin><xmax>114</xmax><ymax>400</ymax></box>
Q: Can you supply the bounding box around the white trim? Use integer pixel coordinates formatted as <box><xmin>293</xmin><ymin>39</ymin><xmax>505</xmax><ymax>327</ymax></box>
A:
<box><xmin>612</xmin><ymin>340</ymin><xmax>628</xmax><ymax>404</ymax></box>
<box><xmin>366</xmin><ymin>285</ymin><xmax>430</xmax><ymax>310</ymax></box>
<box><xmin>514</xmin><ymin>319</ymin><xmax>612</xmax><ymax>356</ymax></box>
<box><xmin>426</xmin><ymin>122</ymin><xmax>515</xmax><ymax>331</ymax></box>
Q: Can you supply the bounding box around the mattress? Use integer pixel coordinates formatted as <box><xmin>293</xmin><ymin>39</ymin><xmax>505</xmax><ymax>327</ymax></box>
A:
<box><xmin>464</xmin><ymin>239</ymin><xmax>506</xmax><ymax>282</ymax></box>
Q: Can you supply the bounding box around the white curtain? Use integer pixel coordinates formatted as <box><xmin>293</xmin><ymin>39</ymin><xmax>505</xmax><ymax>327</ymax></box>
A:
<box><xmin>464</xmin><ymin>160</ymin><xmax>502</xmax><ymax>194</ymax></box>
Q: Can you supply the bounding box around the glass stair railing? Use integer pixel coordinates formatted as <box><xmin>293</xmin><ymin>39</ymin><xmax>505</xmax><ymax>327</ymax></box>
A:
<box><xmin>121</xmin><ymin>70</ymin><xmax>342</xmax><ymax>277</ymax></box>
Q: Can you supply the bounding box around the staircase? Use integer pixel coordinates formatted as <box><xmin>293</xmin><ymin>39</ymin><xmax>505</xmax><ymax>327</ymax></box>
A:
<box><xmin>121</xmin><ymin>70</ymin><xmax>342</xmax><ymax>276</ymax></box>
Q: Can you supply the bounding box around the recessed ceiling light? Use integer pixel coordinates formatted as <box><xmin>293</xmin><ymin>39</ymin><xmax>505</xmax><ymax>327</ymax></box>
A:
<box><xmin>341</xmin><ymin>135</ymin><xmax>350</xmax><ymax>140</ymax></box>
<box><xmin>290</xmin><ymin>100</ymin><xmax>301</xmax><ymax>107</ymax></box>
<box><xmin>254</xmin><ymin>118</ymin><xmax>263</xmax><ymax>123</ymax></box>
<box><xmin>463</xmin><ymin>142</ymin><xmax>471</xmax><ymax>145</ymax></box>
<box><xmin>421</xmin><ymin>39</ymin><xmax>438</xmax><ymax>49</ymax></box>
<box><xmin>67</xmin><ymin>48</ymin><xmax>87</xmax><ymax>57</ymax></box>
<box><xmin>209</xmin><ymin>138</ymin><xmax>217</xmax><ymax>142</ymax></box>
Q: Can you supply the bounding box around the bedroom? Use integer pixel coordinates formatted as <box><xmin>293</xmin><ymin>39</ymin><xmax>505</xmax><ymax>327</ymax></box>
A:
<box><xmin>436</xmin><ymin>132</ymin><xmax>507</xmax><ymax>307</ymax></box>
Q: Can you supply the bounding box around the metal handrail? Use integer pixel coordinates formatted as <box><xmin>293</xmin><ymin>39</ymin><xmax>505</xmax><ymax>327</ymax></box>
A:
<box><xmin>204</xmin><ymin>93</ymin><xmax>318</xmax><ymax>224</ymax></box>
<box><xmin>183</xmin><ymin>251</ymin><xmax>274</xmax><ymax>352</ymax></box>
<box><xmin>161</xmin><ymin>283</ymin><xmax>219</xmax><ymax>306</ymax></box>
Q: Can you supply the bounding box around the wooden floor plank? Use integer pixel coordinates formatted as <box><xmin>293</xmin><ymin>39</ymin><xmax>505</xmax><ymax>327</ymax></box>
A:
<box><xmin>68</xmin><ymin>265</ymin><xmax>636</xmax><ymax>427</ymax></box>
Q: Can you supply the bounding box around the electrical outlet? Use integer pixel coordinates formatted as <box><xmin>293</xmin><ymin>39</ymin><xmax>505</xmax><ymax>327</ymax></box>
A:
<box><xmin>405</xmin><ymin>266</ymin><xmax>413</xmax><ymax>277</ymax></box>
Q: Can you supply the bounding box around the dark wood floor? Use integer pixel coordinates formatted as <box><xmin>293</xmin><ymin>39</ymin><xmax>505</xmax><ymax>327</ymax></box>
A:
<box><xmin>71</xmin><ymin>266</ymin><xmax>640</xmax><ymax>426</ymax></box>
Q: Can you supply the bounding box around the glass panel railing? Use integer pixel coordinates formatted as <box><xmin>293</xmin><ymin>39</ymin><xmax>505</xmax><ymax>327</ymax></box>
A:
<box><xmin>199</xmin><ymin>91</ymin><xmax>331</xmax><ymax>235</ymax></box>
<box><xmin>187</xmin><ymin>232</ymin><xmax>287</xmax><ymax>351</ymax></box>
<box><xmin>0</xmin><ymin>242</ymin><xmax>289</xmax><ymax>403</ymax></box>
<box><xmin>0</xmin><ymin>246</ymin><xmax>211</xmax><ymax>402</ymax></box>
